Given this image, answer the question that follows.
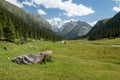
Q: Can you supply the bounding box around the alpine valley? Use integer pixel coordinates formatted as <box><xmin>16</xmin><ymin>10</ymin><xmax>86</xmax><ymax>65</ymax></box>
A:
<box><xmin>0</xmin><ymin>0</ymin><xmax>120</xmax><ymax>80</ymax></box>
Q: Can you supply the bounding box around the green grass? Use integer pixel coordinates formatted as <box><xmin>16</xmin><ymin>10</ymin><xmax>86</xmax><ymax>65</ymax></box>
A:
<box><xmin>0</xmin><ymin>38</ymin><xmax>120</xmax><ymax>80</ymax></box>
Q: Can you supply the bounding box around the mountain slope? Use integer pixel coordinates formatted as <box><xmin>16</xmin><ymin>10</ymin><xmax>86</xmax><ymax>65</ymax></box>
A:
<box><xmin>58</xmin><ymin>21</ymin><xmax>92</xmax><ymax>39</ymax></box>
<box><xmin>87</xmin><ymin>18</ymin><xmax>110</xmax><ymax>35</ymax></box>
<box><xmin>0</xmin><ymin>0</ymin><xmax>62</xmax><ymax>42</ymax></box>
<box><xmin>0</xmin><ymin>0</ymin><xmax>57</xmax><ymax>35</ymax></box>
<box><xmin>86</xmin><ymin>12</ymin><xmax>120</xmax><ymax>40</ymax></box>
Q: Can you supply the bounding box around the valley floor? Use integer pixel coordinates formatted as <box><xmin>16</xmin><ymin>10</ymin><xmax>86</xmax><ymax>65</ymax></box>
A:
<box><xmin>0</xmin><ymin>38</ymin><xmax>120</xmax><ymax>80</ymax></box>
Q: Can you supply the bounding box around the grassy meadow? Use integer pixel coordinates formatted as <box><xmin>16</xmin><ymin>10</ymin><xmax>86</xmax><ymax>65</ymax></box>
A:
<box><xmin>0</xmin><ymin>38</ymin><xmax>120</xmax><ymax>80</ymax></box>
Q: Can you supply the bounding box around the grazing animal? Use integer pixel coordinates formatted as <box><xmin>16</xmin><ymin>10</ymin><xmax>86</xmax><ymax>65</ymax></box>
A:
<box><xmin>42</xmin><ymin>51</ymin><xmax>53</xmax><ymax>63</ymax></box>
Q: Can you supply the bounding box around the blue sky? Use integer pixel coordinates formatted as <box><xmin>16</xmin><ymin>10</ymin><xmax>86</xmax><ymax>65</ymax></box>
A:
<box><xmin>5</xmin><ymin>0</ymin><xmax>120</xmax><ymax>25</ymax></box>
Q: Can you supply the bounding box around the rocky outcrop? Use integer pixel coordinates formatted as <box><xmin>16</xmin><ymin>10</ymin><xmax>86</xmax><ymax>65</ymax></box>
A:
<box><xmin>11</xmin><ymin>51</ymin><xmax>53</xmax><ymax>64</ymax></box>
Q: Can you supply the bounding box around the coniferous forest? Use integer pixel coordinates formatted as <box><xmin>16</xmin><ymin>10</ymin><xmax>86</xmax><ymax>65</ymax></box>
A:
<box><xmin>0</xmin><ymin>5</ymin><xmax>62</xmax><ymax>43</ymax></box>
<box><xmin>85</xmin><ymin>12</ymin><xmax>120</xmax><ymax>40</ymax></box>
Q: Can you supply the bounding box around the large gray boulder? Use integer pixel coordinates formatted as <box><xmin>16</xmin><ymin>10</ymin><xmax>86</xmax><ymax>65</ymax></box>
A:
<box><xmin>11</xmin><ymin>51</ymin><xmax>53</xmax><ymax>64</ymax></box>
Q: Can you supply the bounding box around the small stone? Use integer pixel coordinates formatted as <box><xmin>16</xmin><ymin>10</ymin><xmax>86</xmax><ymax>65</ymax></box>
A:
<box><xmin>3</xmin><ymin>47</ymin><xmax>9</xmax><ymax>50</ymax></box>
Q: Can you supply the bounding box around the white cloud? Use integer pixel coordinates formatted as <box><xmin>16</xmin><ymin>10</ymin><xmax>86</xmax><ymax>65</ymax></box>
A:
<box><xmin>113</xmin><ymin>0</ymin><xmax>120</xmax><ymax>3</ymax></box>
<box><xmin>22</xmin><ymin>0</ymin><xmax>37</xmax><ymax>7</ymax></box>
<box><xmin>5</xmin><ymin>0</ymin><xmax>23</xmax><ymax>8</ymax></box>
<box><xmin>37</xmin><ymin>9</ymin><xmax>46</xmax><ymax>15</ymax></box>
<box><xmin>88</xmin><ymin>21</ymin><xmax>97</xmax><ymax>26</ymax></box>
<box><xmin>22</xmin><ymin>0</ymin><xmax>95</xmax><ymax>17</ymax></box>
<box><xmin>113</xmin><ymin>6</ymin><xmax>120</xmax><ymax>12</ymax></box>
<box><xmin>113</xmin><ymin>0</ymin><xmax>120</xmax><ymax>12</ymax></box>
<box><xmin>61</xmin><ymin>1</ymin><xmax>95</xmax><ymax>17</ymax></box>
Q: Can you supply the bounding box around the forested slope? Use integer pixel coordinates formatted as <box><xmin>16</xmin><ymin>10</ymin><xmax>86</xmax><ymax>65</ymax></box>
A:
<box><xmin>0</xmin><ymin>4</ymin><xmax>61</xmax><ymax>42</ymax></box>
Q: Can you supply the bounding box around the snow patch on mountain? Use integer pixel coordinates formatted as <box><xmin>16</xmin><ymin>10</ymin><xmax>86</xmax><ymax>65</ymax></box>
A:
<box><xmin>47</xmin><ymin>17</ymin><xmax>77</xmax><ymax>32</ymax></box>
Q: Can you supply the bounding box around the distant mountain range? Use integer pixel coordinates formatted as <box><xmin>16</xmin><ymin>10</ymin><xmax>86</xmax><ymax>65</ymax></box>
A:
<box><xmin>57</xmin><ymin>21</ymin><xmax>92</xmax><ymax>39</ymax></box>
<box><xmin>48</xmin><ymin>12</ymin><xmax>120</xmax><ymax>40</ymax></box>
<box><xmin>48</xmin><ymin>18</ymin><xmax>92</xmax><ymax>39</ymax></box>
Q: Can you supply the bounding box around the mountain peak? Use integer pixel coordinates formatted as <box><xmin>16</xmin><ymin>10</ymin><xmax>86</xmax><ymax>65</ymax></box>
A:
<box><xmin>57</xmin><ymin>20</ymin><xmax>92</xmax><ymax>39</ymax></box>
<box><xmin>47</xmin><ymin>18</ymin><xmax>65</xmax><ymax>32</ymax></box>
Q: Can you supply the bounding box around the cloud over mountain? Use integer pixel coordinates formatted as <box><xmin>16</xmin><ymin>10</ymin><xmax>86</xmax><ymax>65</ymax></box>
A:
<box><xmin>39</xmin><ymin>0</ymin><xmax>94</xmax><ymax>17</ymax></box>
<box><xmin>22</xmin><ymin>0</ymin><xmax>37</xmax><ymax>7</ymax></box>
<box><xmin>37</xmin><ymin>9</ymin><xmax>46</xmax><ymax>15</ymax></box>
<box><xmin>113</xmin><ymin>6</ymin><xmax>120</xmax><ymax>12</ymax></box>
<box><xmin>113</xmin><ymin>0</ymin><xmax>120</xmax><ymax>12</ymax></box>
<box><xmin>12</xmin><ymin>0</ymin><xmax>95</xmax><ymax>17</ymax></box>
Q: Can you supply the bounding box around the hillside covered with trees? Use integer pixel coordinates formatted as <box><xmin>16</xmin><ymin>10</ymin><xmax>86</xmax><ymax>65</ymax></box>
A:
<box><xmin>85</xmin><ymin>12</ymin><xmax>120</xmax><ymax>40</ymax></box>
<box><xmin>0</xmin><ymin>3</ymin><xmax>62</xmax><ymax>42</ymax></box>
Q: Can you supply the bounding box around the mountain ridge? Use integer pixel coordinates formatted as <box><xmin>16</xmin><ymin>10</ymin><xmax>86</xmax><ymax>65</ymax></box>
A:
<box><xmin>58</xmin><ymin>20</ymin><xmax>92</xmax><ymax>39</ymax></box>
<box><xmin>85</xmin><ymin>12</ymin><xmax>120</xmax><ymax>40</ymax></box>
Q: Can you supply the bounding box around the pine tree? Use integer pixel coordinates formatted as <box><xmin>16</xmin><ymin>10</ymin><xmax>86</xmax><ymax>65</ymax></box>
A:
<box><xmin>0</xmin><ymin>22</ymin><xmax>3</xmax><ymax>40</ymax></box>
<box><xmin>3</xmin><ymin>19</ymin><xmax>15</xmax><ymax>42</ymax></box>
<box><xmin>3</xmin><ymin>27</ymin><xmax>15</xmax><ymax>42</ymax></box>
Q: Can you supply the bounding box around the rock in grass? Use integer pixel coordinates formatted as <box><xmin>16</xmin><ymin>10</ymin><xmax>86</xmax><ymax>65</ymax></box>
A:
<box><xmin>11</xmin><ymin>51</ymin><xmax>53</xmax><ymax>64</ymax></box>
<box><xmin>42</xmin><ymin>51</ymin><xmax>53</xmax><ymax>63</ymax></box>
<box><xmin>3</xmin><ymin>47</ymin><xmax>9</xmax><ymax>50</ymax></box>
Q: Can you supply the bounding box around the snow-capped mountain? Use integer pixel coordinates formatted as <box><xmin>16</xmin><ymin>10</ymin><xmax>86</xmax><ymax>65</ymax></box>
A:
<box><xmin>48</xmin><ymin>17</ymin><xmax>92</xmax><ymax>39</ymax></box>
<box><xmin>47</xmin><ymin>18</ymin><xmax>65</xmax><ymax>32</ymax></box>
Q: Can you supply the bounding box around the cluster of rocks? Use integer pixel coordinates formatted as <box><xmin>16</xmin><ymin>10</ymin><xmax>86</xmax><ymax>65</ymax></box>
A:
<box><xmin>11</xmin><ymin>51</ymin><xmax>53</xmax><ymax>64</ymax></box>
